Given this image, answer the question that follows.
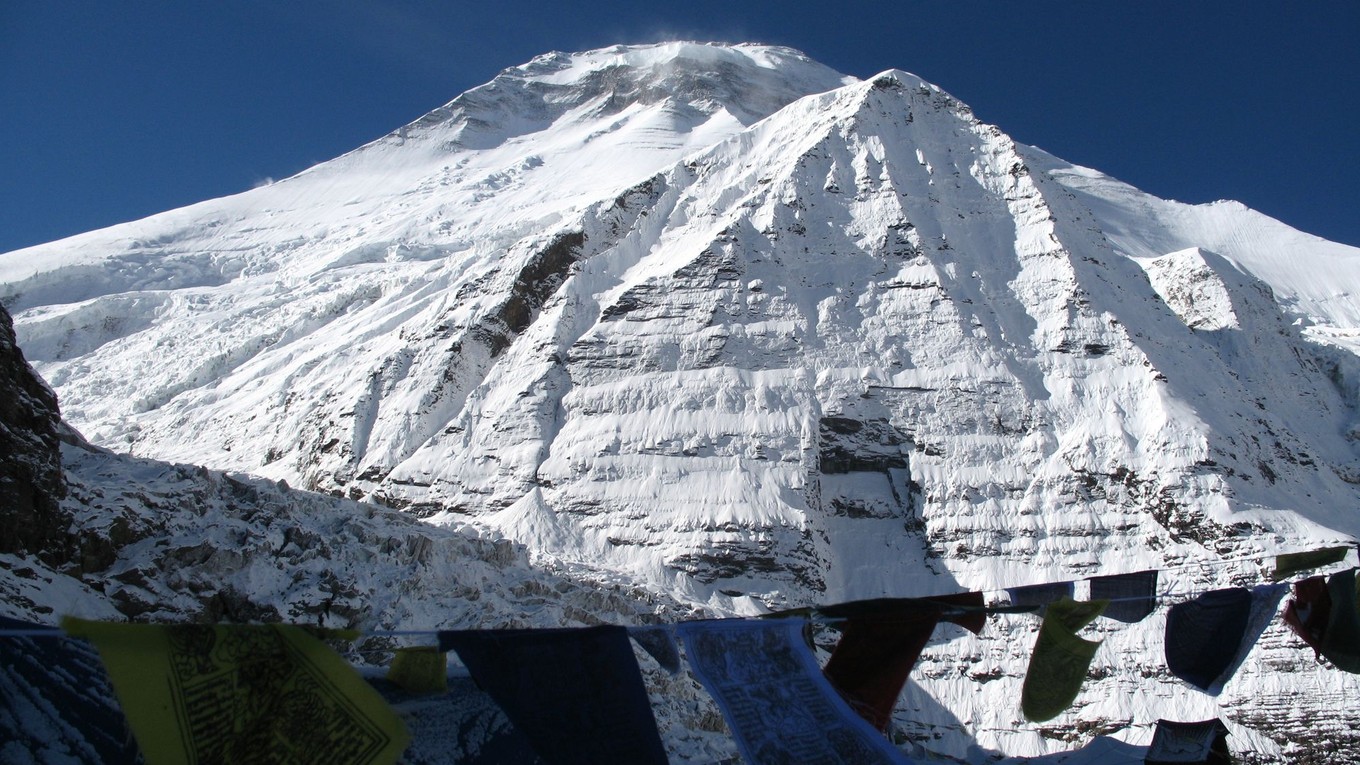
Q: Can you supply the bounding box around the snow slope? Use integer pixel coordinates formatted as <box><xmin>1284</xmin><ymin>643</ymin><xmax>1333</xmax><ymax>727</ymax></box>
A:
<box><xmin>1037</xmin><ymin>151</ymin><xmax>1360</xmax><ymax>334</ymax></box>
<box><xmin>4</xmin><ymin>43</ymin><xmax>1360</xmax><ymax>761</ymax></box>
<box><xmin>0</xmin><ymin>439</ymin><xmax>737</xmax><ymax>764</ymax></box>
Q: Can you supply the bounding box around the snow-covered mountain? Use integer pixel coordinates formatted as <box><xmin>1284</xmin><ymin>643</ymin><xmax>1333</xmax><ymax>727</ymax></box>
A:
<box><xmin>4</xmin><ymin>42</ymin><xmax>1360</xmax><ymax>761</ymax></box>
<box><xmin>1</xmin><ymin>300</ymin><xmax>734</xmax><ymax>763</ymax></box>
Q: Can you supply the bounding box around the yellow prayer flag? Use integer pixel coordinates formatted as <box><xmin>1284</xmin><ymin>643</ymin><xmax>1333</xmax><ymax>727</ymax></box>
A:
<box><xmin>1020</xmin><ymin>598</ymin><xmax>1109</xmax><ymax>722</ymax></box>
<box><xmin>1272</xmin><ymin>546</ymin><xmax>1351</xmax><ymax>581</ymax></box>
<box><xmin>386</xmin><ymin>646</ymin><xmax>448</xmax><ymax>694</ymax></box>
<box><xmin>61</xmin><ymin>617</ymin><xmax>409</xmax><ymax>765</ymax></box>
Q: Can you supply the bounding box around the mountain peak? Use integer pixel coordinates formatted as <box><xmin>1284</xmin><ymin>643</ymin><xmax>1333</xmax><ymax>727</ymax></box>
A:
<box><xmin>403</xmin><ymin>41</ymin><xmax>853</xmax><ymax>149</ymax></box>
<box><xmin>865</xmin><ymin>68</ymin><xmax>933</xmax><ymax>92</ymax></box>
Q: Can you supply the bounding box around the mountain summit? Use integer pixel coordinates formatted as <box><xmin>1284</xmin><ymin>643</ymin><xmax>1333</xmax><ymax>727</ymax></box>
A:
<box><xmin>3</xmin><ymin>43</ymin><xmax>1360</xmax><ymax>760</ymax></box>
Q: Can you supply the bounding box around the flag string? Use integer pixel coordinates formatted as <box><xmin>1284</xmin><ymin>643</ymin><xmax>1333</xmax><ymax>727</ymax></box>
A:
<box><xmin>2</xmin><ymin>544</ymin><xmax>1352</xmax><ymax>639</ymax></box>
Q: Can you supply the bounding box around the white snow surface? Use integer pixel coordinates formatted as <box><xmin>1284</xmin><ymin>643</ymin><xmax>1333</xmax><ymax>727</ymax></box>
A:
<box><xmin>4</xmin><ymin>42</ymin><xmax>1360</xmax><ymax>761</ymax></box>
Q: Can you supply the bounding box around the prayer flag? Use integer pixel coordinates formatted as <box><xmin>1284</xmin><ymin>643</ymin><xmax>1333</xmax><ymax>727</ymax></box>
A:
<box><xmin>1319</xmin><ymin>568</ymin><xmax>1360</xmax><ymax>673</ymax></box>
<box><xmin>386</xmin><ymin>646</ymin><xmax>448</xmax><ymax>695</ymax></box>
<box><xmin>822</xmin><ymin>604</ymin><xmax>940</xmax><ymax>731</ymax></box>
<box><xmin>1020</xmin><ymin>598</ymin><xmax>1108</xmax><ymax>721</ymax></box>
<box><xmin>1164</xmin><ymin>584</ymin><xmax>1287</xmax><ymax>695</ymax></box>
<box><xmin>1282</xmin><ymin>575</ymin><xmax>1329</xmax><ymax>654</ymax></box>
<box><xmin>1089</xmin><ymin>570</ymin><xmax>1158</xmax><ymax>623</ymax></box>
<box><xmin>61</xmin><ymin>617</ymin><xmax>409</xmax><ymax>765</ymax></box>
<box><xmin>818</xmin><ymin>591</ymin><xmax>988</xmax><ymax>635</ymax></box>
<box><xmin>676</xmin><ymin>618</ymin><xmax>910</xmax><ymax>764</ymax></box>
<box><xmin>1144</xmin><ymin>718</ymin><xmax>1232</xmax><ymax>764</ymax></box>
<box><xmin>932</xmin><ymin>590</ymin><xmax>989</xmax><ymax>634</ymax></box>
<box><xmin>1272</xmin><ymin>546</ymin><xmax>1350</xmax><ymax>581</ymax></box>
<box><xmin>628</xmin><ymin>625</ymin><xmax>681</xmax><ymax>673</ymax></box>
<box><xmin>1216</xmin><ymin>583</ymin><xmax>1286</xmax><ymax>695</ymax></box>
<box><xmin>1165</xmin><ymin>589</ymin><xmax>1247</xmax><ymax>694</ymax></box>
<box><xmin>816</xmin><ymin>593</ymin><xmax>986</xmax><ymax>731</ymax></box>
<box><xmin>1006</xmin><ymin>581</ymin><xmax>1074</xmax><ymax>614</ymax></box>
<box><xmin>1288</xmin><ymin>568</ymin><xmax>1360</xmax><ymax>673</ymax></box>
<box><xmin>438</xmin><ymin>625</ymin><xmax>667</xmax><ymax>765</ymax></box>
<box><xmin>369</xmin><ymin>675</ymin><xmax>542</xmax><ymax>765</ymax></box>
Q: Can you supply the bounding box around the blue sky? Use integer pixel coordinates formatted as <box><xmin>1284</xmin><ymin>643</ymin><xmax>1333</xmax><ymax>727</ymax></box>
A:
<box><xmin>2</xmin><ymin>1</ymin><xmax>1356</xmax><ymax>253</ymax></box>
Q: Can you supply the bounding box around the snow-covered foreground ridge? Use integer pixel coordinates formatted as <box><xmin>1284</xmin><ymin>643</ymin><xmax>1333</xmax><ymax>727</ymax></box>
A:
<box><xmin>4</xmin><ymin>41</ymin><xmax>1360</xmax><ymax>761</ymax></box>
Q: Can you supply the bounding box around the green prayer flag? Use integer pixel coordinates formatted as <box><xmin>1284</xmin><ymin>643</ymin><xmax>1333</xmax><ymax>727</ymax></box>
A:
<box><xmin>1322</xmin><ymin>568</ymin><xmax>1360</xmax><ymax>673</ymax></box>
<box><xmin>1020</xmin><ymin>598</ymin><xmax>1109</xmax><ymax>722</ymax></box>
<box><xmin>1272</xmin><ymin>546</ymin><xmax>1350</xmax><ymax>581</ymax></box>
<box><xmin>62</xmin><ymin>617</ymin><xmax>409</xmax><ymax>765</ymax></box>
<box><xmin>386</xmin><ymin>646</ymin><xmax>448</xmax><ymax>694</ymax></box>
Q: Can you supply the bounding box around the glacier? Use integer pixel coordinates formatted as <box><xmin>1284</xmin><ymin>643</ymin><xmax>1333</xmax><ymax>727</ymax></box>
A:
<box><xmin>3</xmin><ymin>41</ymin><xmax>1360</xmax><ymax>762</ymax></box>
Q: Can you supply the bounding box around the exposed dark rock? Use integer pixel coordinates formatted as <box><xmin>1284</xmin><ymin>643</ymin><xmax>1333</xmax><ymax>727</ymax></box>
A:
<box><xmin>819</xmin><ymin>416</ymin><xmax>910</xmax><ymax>474</ymax></box>
<box><xmin>1083</xmin><ymin>343</ymin><xmax>1111</xmax><ymax>357</ymax></box>
<box><xmin>667</xmin><ymin>527</ymin><xmax>824</xmax><ymax>596</ymax></box>
<box><xmin>673</xmin><ymin>246</ymin><xmax>744</xmax><ymax>287</ymax></box>
<box><xmin>497</xmin><ymin>230</ymin><xmax>586</xmax><ymax>341</ymax></box>
<box><xmin>0</xmin><ymin>303</ymin><xmax>73</xmax><ymax>566</ymax></box>
<box><xmin>600</xmin><ymin>290</ymin><xmax>648</xmax><ymax>320</ymax></box>
<box><xmin>815</xmin><ymin>415</ymin><xmax>922</xmax><ymax>523</ymax></box>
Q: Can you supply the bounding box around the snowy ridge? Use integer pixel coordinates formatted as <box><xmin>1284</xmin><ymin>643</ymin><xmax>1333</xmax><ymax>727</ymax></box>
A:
<box><xmin>1035</xmin><ymin>151</ymin><xmax>1360</xmax><ymax>336</ymax></box>
<box><xmin>4</xmin><ymin>43</ymin><xmax>1360</xmax><ymax>761</ymax></box>
<box><xmin>0</xmin><ymin>43</ymin><xmax>849</xmax><ymax>491</ymax></box>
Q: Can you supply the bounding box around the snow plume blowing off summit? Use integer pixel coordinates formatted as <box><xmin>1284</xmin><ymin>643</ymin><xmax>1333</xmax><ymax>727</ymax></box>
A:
<box><xmin>4</xmin><ymin>42</ymin><xmax>1360</xmax><ymax>761</ymax></box>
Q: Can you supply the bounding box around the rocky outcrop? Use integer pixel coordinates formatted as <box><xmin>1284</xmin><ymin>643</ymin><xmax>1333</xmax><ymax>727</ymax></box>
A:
<box><xmin>0</xmin><ymin>303</ymin><xmax>71</xmax><ymax>565</ymax></box>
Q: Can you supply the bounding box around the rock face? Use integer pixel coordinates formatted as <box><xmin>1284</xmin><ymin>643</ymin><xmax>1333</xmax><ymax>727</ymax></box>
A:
<box><xmin>4</xmin><ymin>43</ymin><xmax>1360</xmax><ymax>761</ymax></box>
<box><xmin>0</xmin><ymin>303</ymin><xmax>70</xmax><ymax>564</ymax></box>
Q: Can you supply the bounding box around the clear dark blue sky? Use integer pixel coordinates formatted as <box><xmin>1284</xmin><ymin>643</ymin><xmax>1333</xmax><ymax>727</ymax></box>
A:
<box><xmin>2</xmin><ymin>1</ymin><xmax>1357</xmax><ymax>253</ymax></box>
